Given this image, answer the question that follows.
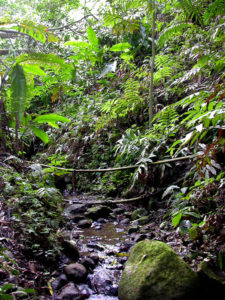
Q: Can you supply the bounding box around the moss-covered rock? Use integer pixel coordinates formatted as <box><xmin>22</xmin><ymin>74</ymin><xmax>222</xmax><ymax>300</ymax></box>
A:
<box><xmin>118</xmin><ymin>240</ymin><xmax>199</xmax><ymax>300</ymax></box>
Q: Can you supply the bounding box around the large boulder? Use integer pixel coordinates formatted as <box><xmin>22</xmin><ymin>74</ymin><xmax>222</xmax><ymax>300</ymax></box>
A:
<box><xmin>118</xmin><ymin>240</ymin><xmax>199</xmax><ymax>300</ymax></box>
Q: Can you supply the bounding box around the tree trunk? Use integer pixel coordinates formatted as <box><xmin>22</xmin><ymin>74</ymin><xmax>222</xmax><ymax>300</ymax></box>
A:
<box><xmin>148</xmin><ymin>0</ymin><xmax>157</xmax><ymax>128</ymax></box>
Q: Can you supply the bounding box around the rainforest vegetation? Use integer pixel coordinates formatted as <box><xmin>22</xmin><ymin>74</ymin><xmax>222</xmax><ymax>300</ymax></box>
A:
<box><xmin>0</xmin><ymin>0</ymin><xmax>224</xmax><ymax>299</ymax></box>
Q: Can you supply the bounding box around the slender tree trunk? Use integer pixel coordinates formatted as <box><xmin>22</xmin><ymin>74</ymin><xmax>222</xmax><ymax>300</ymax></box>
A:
<box><xmin>148</xmin><ymin>0</ymin><xmax>157</xmax><ymax>128</ymax></box>
<box><xmin>15</xmin><ymin>112</ymin><xmax>19</xmax><ymax>155</ymax></box>
<box><xmin>0</xmin><ymin>97</ymin><xmax>7</xmax><ymax>152</ymax></box>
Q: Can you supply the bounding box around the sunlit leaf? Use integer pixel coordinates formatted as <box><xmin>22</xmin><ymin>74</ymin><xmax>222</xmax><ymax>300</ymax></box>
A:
<box><xmin>172</xmin><ymin>213</ymin><xmax>182</xmax><ymax>228</ymax></box>
<box><xmin>110</xmin><ymin>43</ymin><xmax>132</xmax><ymax>52</ymax></box>
<box><xmin>31</xmin><ymin>126</ymin><xmax>49</xmax><ymax>144</ymax></box>
<box><xmin>33</xmin><ymin>113</ymin><xmax>71</xmax><ymax>123</ymax></box>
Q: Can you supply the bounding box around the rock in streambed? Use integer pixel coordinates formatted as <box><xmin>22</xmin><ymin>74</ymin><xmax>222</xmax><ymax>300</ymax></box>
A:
<box><xmin>118</xmin><ymin>240</ymin><xmax>199</xmax><ymax>300</ymax></box>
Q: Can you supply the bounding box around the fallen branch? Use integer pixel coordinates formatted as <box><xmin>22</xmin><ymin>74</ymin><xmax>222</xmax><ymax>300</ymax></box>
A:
<box><xmin>64</xmin><ymin>175</ymin><xmax>187</xmax><ymax>205</ymax></box>
<box><xmin>25</xmin><ymin>154</ymin><xmax>198</xmax><ymax>173</ymax></box>
<box><xmin>64</xmin><ymin>194</ymin><xmax>146</xmax><ymax>205</ymax></box>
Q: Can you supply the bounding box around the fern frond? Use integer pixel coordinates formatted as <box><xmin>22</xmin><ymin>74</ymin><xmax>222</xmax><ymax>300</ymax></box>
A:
<box><xmin>179</xmin><ymin>0</ymin><xmax>204</xmax><ymax>26</ymax></box>
<box><xmin>157</xmin><ymin>23</ymin><xmax>193</xmax><ymax>47</ymax></box>
<box><xmin>155</xmin><ymin>55</ymin><xmax>170</xmax><ymax>68</ymax></box>
<box><xmin>154</xmin><ymin>67</ymin><xmax>174</xmax><ymax>83</ymax></box>
<box><xmin>16</xmin><ymin>53</ymin><xmax>68</xmax><ymax>71</ymax></box>
<box><xmin>203</xmin><ymin>0</ymin><xmax>225</xmax><ymax>24</ymax></box>
<box><xmin>153</xmin><ymin>107</ymin><xmax>179</xmax><ymax>126</ymax></box>
<box><xmin>0</xmin><ymin>19</ymin><xmax>50</xmax><ymax>43</ymax></box>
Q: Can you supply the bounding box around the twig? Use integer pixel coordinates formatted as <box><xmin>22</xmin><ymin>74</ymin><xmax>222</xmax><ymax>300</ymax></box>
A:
<box><xmin>48</xmin><ymin>15</ymin><xmax>97</xmax><ymax>31</ymax></box>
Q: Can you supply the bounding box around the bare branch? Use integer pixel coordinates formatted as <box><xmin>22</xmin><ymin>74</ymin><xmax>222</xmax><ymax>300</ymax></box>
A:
<box><xmin>48</xmin><ymin>14</ymin><xmax>98</xmax><ymax>31</ymax></box>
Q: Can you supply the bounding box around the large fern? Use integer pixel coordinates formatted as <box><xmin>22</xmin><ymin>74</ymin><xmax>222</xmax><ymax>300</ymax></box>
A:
<box><xmin>16</xmin><ymin>53</ymin><xmax>69</xmax><ymax>71</ymax></box>
<box><xmin>0</xmin><ymin>18</ymin><xmax>57</xmax><ymax>43</ymax></box>
<box><xmin>157</xmin><ymin>23</ymin><xmax>193</xmax><ymax>47</ymax></box>
<box><xmin>153</xmin><ymin>54</ymin><xmax>182</xmax><ymax>83</ymax></box>
<box><xmin>96</xmin><ymin>78</ymin><xmax>143</xmax><ymax>130</ymax></box>
<box><xmin>203</xmin><ymin>0</ymin><xmax>225</xmax><ymax>24</ymax></box>
<box><xmin>178</xmin><ymin>0</ymin><xmax>204</xmax><ymax>26</ymax></box>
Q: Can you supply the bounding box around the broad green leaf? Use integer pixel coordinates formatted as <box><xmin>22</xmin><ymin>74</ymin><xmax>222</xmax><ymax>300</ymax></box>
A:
<box><xmin>33</xmin><ymin>113</ymin><xmax>71</xmax><ymax>124</ymax></box>
<box><xmin>31</xmin><ymin>126</ymin><xmax>49</xmax><ymax>144</ymax></box>
<box><xmin>172</xmin><ymin>212</ymin><xmax>182</xmax><ymax>228</ymax></box>
<box><xmin>110</xmin><ymin>43</ymin><xmax>132</xmax><ymax>52</ymax></box>
<box><xmin>87</xmin><ymin>26</ymin><xmax>99</xmax><ymax>50</ymax></box>
<box><xmin>22</xmin><ymin>64</ymin><xmax>46</xmax><ymax>76</ymax></box>
<box><xmin>11</xmin><ymin>64</ymin><xmax>27</xmax><ymax>125</ymax></box>
<box><xmin>64</xmin><ymin>41</ymin><xmax>90</xmax><ymax>48</ymax></box>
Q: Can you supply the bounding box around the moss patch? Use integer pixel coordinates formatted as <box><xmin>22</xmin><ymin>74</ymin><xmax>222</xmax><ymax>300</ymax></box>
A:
<box><xmin>118</xmin><ymin>240</ymin><xmax>199</xmax><ymax>300</ymax></box>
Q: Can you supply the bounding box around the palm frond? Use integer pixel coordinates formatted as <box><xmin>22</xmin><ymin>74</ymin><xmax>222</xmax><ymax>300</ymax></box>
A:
<box><xmin>17</xmin><ymin>53</ymin><xmax>69</xmax><ymax>71</ymax></box>
<box><xmin>157</xmin><ymin>23</ymin><xmax>193</xmax><ymax>47</ymax></box>
<box><xmin>179</xmin><ymin>0</ymin><xmax>204</xmax><ymax>26</ymax></box>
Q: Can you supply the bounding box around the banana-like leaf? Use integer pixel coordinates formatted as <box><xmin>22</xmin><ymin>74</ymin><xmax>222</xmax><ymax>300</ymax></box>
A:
<box><xmin>33</xmin><ymin>113</ymin><xmax>71</xmax><ymax>124</ymax></box>
<box><xmin>31</xmin><ymin>126</ymin><xmax>49</xmax><ymax>144</ymax></box>
<box><xmin>11</xmin><ymin>64</ymin><xmax>27</xmax><ymax>124</ymax></box>
<box><xmin>110</xmin><ymin>43</ymin><xmax>132</xmax><ymax>52</ymax></box>
<box><xmin>87</xmin><ymin>26</ymin><xmax>99</xmax><ymax>50</ymax></box>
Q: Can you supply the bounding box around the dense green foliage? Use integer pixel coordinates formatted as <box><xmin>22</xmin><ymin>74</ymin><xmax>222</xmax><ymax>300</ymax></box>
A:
<box><xmin>0</xmin><ymin>0</ymin><xmax>224</xmax><ymax>297</ymax></box>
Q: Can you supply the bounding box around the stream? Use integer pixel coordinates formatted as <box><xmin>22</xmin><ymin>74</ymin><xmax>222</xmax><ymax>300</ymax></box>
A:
<box><xmin>52</xmin><ymin>194</ymin><xmax>141</xmax><ymax>300</ymax></box>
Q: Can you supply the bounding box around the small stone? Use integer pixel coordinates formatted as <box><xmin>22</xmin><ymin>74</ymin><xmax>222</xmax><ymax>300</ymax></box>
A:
<box><xmin>89</xmin><ymin>254</ymin><xmax>99</xmax><ymax>264</ymax></box>
<box><xmin>65</xmin><ymin>204</ymin><xmax>87</xmax><ymax>215</ymax></box>
<box><xmin>62</xmin><ymin>240</ymin><xmax>80</xmax><ymax>260</ymax></box>
<box><xmin>64</xmin><ymin>263</ymin><xmax>88</xmax><ymax>283</ymax></box>
<box><xmin>85</xmin><ymin>205</ymin><xmax>112</xmax><ymax>220</ymax></box>
<box><xmin>71</xmin><ymin>214</ymin><xmax>84</xmax><ymax>222</ymax></box>
<box><xmin>97</xmin><ymin>218</ymin><xmax>108</xmax><ymax>223</ymax></box>
<box><xmin>136</xmin><ymin>215</ymin><xmax>150</xmax><ymax>225</ymax></box>
<box><xmin>128</xmin><ymin>226</ymin><xmax>139</xmax><ymax>234</ymax></box>
<box><xmin>109</xmin><ymin>212</ymin><xmax>116</xmax><ymax>219</ymax></box>
<box><xmin>120</xmin><ymin>242</ymin><xmax>133</xmax><ymax>252</ymax></box>
<box><xmin>113</xmin><ymin>207</ymin><xmax>125</xmax><ymax>214</ymax></box>
<box><xmin>133</xmin><ymin>234</ymin><xmax>147</xmax><ymax>243</ymax></box>
<box><xmin>77</xmin><ymin>219</ymin><xmax>92</xmax><ymax>228</ymax></box>
<box><xmin>81</xmin><ymin>257</ymin><xmax>96</xmax><ymax>270</ymax></box>
<box><xmin>55</xmin><ymin>282</ymin><xmax>79</xmax><ymax>300</ymax></box>
<box><xmin>86</xmin><ymin>242</ymin><xmax>104</xmax><ymax>251</ymax></box>
<box><xmin>120</xmin><ymin>218</ymin><xmax>130</xmax><ymax>225</ymax></box>
<box><xmin>119</xmin><ymin>257</ymin><xmax>128</xmax><ymax>264</ymax></box>
<box><xmin>51</xmin><ymin>274</ymin><xmax>68</xmax><ymax>290</ymax></box>
<box><xmin>131</xmin><ymin>208</ymin><xmax>148</xmax><ymax>221</ymax></box>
